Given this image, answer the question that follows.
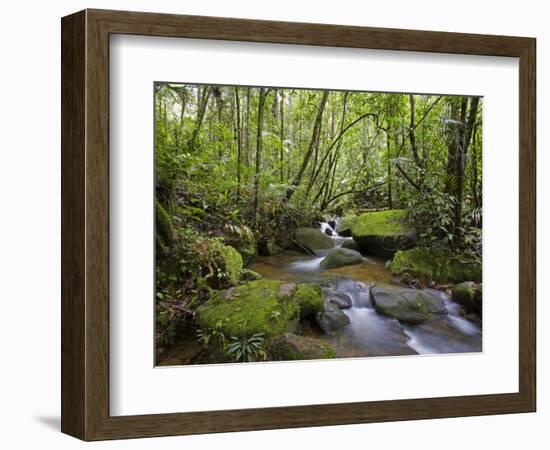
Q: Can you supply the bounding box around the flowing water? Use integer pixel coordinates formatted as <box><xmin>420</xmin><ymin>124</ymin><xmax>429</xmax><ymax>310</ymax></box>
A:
<box><xmin>249</xmin><ymin>218</ymin><xmax>482</xmax><ymax>358</ymax></box>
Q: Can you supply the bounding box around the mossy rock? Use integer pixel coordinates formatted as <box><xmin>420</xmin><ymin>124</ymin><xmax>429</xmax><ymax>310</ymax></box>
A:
<box><xmin>320</xmin><ymin>248</ymin><xmax>363</xmax><ymax>269</ymax></box>
<box><xmin>197</xmin><ymin>280</ymin><xmax>324</xmax><ymax>342</ymax></box>
<box><xmin>197</xmin><ymin>280</ymin><xmax>300</xmax><ymax>340</ymax></box>
<box><xmin>336</xmin><ymin>213</ymin><xmax>358</xmax><ymax>237</ymax></box>
<box><xmin>240</xmin><ymin>268</ymin><xmax>263</xmax><ymax>283</ymax></box>
<box><xmin>452</xmin><ymin>282</ymin><xmax>482</xmax><ymax>314</ymax></box>
<box><xmin>369</xmin><ymin>285</ymin><xmax>447</xmax><ymax>324</ymax></box>
<box><xmin>224</xmin><ymin>233</ymin><xmax>257</xmax><ymax>266</ymax></box>
<box><xmin>270</xmin><ymin>334</ymin><xmax>336</xmax><ymax>360</ymax></box>
<box><xmin>351</xmin><ymin>210</ymin><xmax>415</xmax><ymax>258</ymax></box>
<box><xmin>294</xmin><ymin>284</ymin><xmax>325</xmax><ymax>318</ymax></box>
<box><xmin>293</xmin><ymin>227</ymin><xmax>334</xmax><ymax>255</ymax></box>
<box><xmin>215</xmin><ymin>244</ymin><xmax>243</xmax><ymax>287</ymax></box>
<box><xmin>390</xmin><ymin>247</ymin><xmax>481</xmax><ymax>283</ymax></box>
<box><xmin>155</xmin><ymin>199</ymin><xmax>175</xmax><ymax>246</ymax></box>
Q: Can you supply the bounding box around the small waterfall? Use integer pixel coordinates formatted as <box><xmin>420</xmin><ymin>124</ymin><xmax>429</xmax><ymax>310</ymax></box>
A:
<box><xmin>319</xmin><ymin>217</ymin><xmax>352</xmax><ymax>246</ymax></box>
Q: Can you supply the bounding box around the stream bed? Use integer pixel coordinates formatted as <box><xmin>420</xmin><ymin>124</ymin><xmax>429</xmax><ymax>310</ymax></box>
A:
<box><xmin>249</xmin><ymin>220</ymin><xmax>482</xmax><ymax>358</ymax></box>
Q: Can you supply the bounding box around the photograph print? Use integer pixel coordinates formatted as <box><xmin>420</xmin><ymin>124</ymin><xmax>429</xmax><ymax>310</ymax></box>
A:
<box><xmin>154</xmin><ymin>83</ymin><xmax>483</xmax><ymax>366</ymax></box>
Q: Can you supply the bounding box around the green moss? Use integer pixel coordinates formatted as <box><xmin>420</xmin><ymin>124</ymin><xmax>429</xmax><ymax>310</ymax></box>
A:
<box><xmin>294</xmin><ymin>284</ymin><xmax>324</xmax><ymax>318</ymax></box>
<box><xmin>155</xmin><ymin>199</ymin><xmax>175</xmax><ymax>245</ymax></box>
<box><xmin>452</xmin><ymin>284</ymin><xmax>473</xmax><ymax>303</ymax></box>
<box><xmin>216</xmin><ymin>244</ymin><xmax>243</xmax><ymax>286</ymax></box>
<box><xmin>336</xmin><ymin>213</ymin><xmax>358</xmax><ymax>236</ymax></box>
<box><xmin>352</xmin><ymin>210</ymin><xmax>409</xmax><ymax>237</ymax></box>
<box><xmin>197</xmin><ymin>280</ymin><xmax>300</xmax><ymax>340</ymax></box>
<box><xmin>225</xmin><ymin>234</ymin><xmax>257</xmax><ymax>266</ymax></box>
<box><xmin>269</xmin><ymin>334</ymin><xmax>336</xmax><ymax>361</ymax></box>
<box><xmin>390</xmin><ymin>247</ymin><xmax>481</xmax><ymax>283</ymax></box>
<box><xmin>240</xmin><ymin>268</ymin><xmax>263</xmax><ymax>282</ymax></box>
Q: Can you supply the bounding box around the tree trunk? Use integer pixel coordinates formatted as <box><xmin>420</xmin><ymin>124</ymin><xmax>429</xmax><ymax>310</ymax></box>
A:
<box><xmin>234</xmin><ymin>87</ymin><xmax>242</xmax><ymax>199</ymax></box>
<box><xmin>285</xmin><ymin>91</ymin><xmax>329</xmax><ymax>201</ymax></box>
<box><xmin>253</xmin><ymin>88</ymin><xmax>268</xmax><ymax>224</ymax></box>
<box><xmin>279</xmin><ymin>90</ymin><xmax>285</xmax><ymax>182</ymax></box>
<box><xmin>189</xmin><ymin>86</ymin><xmax>212</xmax><ymax>151</ymax></box>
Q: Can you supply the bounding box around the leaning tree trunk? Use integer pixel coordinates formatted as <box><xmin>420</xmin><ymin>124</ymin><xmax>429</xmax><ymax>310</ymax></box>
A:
<box><xmin>253</xmin><ymin>88</ymin><xmax>268</xmax><ymax>225</ymax></box>
<box><xmin>285</xmin><ymin>91</ymin><xmax>329</xmax><ymax>201</ymax></box>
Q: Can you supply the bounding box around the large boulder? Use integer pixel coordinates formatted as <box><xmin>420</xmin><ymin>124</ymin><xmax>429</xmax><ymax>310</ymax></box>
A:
<box><xmin>390</xmin><ymin>247</ymin><xmax>482</xmax><ymax>283</ymax></box>
<box><xmin>316</xmin><ymin>302</ymin><xmax>350</xmax><ymax>332</ymax></box>
<box><xmin>270</xmin><ymin>334</ymin><xmax>336</xmax><ymax>360</ymax></box>
<box><xmin>452</xmin><ymin>282</ymin><xmax>482</xmax><ymax>315</ymax></box>
<box><xmin>320</xmin><ymin>248</ymin><xmax>363</xmax><ymax>269</ymax></box>
<box><xmin>197</xmin><ymin>280</ymin><xmax>299</xmax><ymax>340</ymax></box>
<box><xmin>197</xmin><ymin>280</ymin><xmax>324</xmax><ymax>342</ymax></box>
<box><xmin>351</xmin><ymin>210</ymin><xmax>415</xmax><ymax>258</ymax></box>
<box><xmin>293</xmin><ymin>227</ymin><xmax>335</xmax><ymax>255</ymax></box>
<box><xmin>369</xmin><ymin>285</ymin><xmax>447</xmax><ymax>324</ymax></box>
<box><xmin>336</xmin><ymin>213</ymin><xmax>358</xmax><ymax>237</ymax></box>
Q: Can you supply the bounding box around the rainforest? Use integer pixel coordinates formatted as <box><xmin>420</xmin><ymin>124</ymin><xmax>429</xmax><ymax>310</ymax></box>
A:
<box><xmin>154</xmin><ymin>83</ymin><xmax>483</xmax><ymax>365</ymax></box>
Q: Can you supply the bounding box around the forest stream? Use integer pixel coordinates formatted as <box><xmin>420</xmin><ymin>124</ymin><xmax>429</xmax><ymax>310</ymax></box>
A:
<box><xmin>247</xmin><ymin>218</ymin><xmax>482</xmax><ymax>359</ymax></box>
<box><xmin>159</xmin><ymin>218</ymin><xmax>482</xmax><ymax>365</ymax></box>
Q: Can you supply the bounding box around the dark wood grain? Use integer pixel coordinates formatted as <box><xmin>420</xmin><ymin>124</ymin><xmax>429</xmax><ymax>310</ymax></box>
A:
<box><xmin>61</xmin><ymin>8</ymin><xmax>536</xmax><ymax>441</ymax></box>
<box><xmin>61</xmin><ymin>10</ymin><xmax>86</xmax><ymax>439</ymax></box>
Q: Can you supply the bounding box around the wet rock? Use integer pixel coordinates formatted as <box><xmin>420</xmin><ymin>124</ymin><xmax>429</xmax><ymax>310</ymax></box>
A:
<box><xmin>293</xmin><ymin>227</ymin><xmax>335</xmax><ymax>255</ymax></box>
<box><xmin>369</xmin><ymin>285</ymin><xmax>447</xmax><ymax>324</ymax></box>
<box><xmin>316</xmin><ymin>302</ymin><xmax>350</xmax><ymax>332</ymax></box>
<box><xmin>270</xmin><ymin>333</ymin><xmax>336</xmax><ymax>360</ymax></box>
<box><xmin>320</xmin><ymin>248</ymin><xmax>363</xmax><ymax>269</ymax></box>
<box><xmin>328</xmin><ymin>292</ymin><xmax>353</xmax><ymax>309</ymax></box>
<box><xmin>324</xmin><ymin>228</ymin><xmax>333</xmax><ymax>236</ymax></box>
<box><xmin>328</xmin><ymin>219</ymin><xmax>337</xmax><ymax>230</ymax></box>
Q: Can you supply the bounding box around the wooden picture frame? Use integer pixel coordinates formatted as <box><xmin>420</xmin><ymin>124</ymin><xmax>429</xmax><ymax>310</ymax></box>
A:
<box><xmin>61</xmin><ymin>8</ymin><xmax>536</xmax><ymax>441</ymax></box>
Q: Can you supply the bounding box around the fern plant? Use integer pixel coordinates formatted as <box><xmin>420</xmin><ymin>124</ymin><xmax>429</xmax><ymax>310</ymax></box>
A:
<box><xmin>225</xmin><ymin>333</ymin><xmax>267</xmax><ymax>362</ymax></box>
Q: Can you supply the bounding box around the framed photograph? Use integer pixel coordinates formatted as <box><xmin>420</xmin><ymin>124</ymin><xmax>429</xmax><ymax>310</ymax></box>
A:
<box><xmin>61</xmin><ymin>9</ymin><xmax>536</xmax><ymax>441</ymax></box>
